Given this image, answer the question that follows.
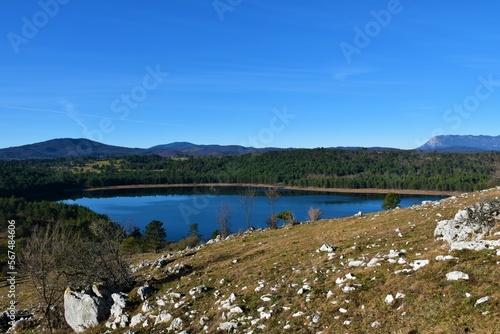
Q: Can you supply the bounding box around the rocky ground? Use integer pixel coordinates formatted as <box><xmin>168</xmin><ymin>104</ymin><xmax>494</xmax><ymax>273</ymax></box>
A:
<box><xmin>4</xmin><ymin>187</ymin><xmax>500</xmax><ymax>333</ymax></box>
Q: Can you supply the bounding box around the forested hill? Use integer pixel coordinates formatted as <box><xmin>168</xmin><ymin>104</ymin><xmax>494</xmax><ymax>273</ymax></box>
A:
<box><xmin>1</xmin><ymin>149</ymin><xmax>500</xmax><ymax>197</ymax></box>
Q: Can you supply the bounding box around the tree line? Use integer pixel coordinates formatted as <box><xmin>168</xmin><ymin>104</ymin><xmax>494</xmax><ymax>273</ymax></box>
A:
<box><xmin>1</xmin><ymin>149</ymin><xmax>499</xmax><ymax>198</ymax></box>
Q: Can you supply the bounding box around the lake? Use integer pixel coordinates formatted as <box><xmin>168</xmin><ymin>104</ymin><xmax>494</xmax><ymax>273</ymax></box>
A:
<box><xmin>60</xmin><ymin>187</ymin><xmax>444</xmax><ymax>241</ymax></box>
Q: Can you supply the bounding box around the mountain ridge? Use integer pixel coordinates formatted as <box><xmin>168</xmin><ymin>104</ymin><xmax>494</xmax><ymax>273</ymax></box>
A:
<box><xmin>1</xmin><ymin>135</ymin><xmax>499</xmax><ymax>160</ymax></box>
<box><xmin>418</xmin><ymin>135</ymin><xmax>500</xmax><ymax>152</ymax></box>
<box><xmin>0</xmin><ymin>138</ymin><xmax>286</xmax><ymax>160</ymax></box>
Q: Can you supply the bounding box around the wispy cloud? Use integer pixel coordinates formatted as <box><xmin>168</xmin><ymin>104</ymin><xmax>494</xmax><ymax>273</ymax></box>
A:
<box><xmin>331</xmin><ymin>66</ymin><xmax>380</xmax><ymax>80</ymax></box>
<box><xmin>0</xmin><ymin>104</ymin><xmax>196</xmax><ymax>128</ymax></box>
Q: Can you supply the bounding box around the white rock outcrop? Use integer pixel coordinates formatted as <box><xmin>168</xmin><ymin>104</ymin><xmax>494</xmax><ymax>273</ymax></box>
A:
<box><xmin>434</xmin><ymin>199</ymin><xmax>500</xmax><ymax>243</ymax></box>
<box><xmin>64</xmin><ymin>286</ymin><xmax>113</xmax><ymax>333</ymax></box>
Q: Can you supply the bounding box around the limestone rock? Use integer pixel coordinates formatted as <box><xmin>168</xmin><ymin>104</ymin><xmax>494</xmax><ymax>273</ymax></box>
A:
<box><xmin>137</xmin><ymin>285</ymin><xmax>153</xmax><ymax>301</ymax></box>
<box><xmin>316</xmin><ymin>244</ymin><xmax>337</xmax><ymax>253</ymax></box>
<box><xmin>446</xmin><ymin>271</ymin><xmax>469</xmax><ymax>281</ymax></box>
<box><xmin>435</xmin><ymin>199</ymin><xmax>500</xmax><ymax>243</ymax></box>
<box><xmin>450</xmin><ymin>240</ymin><xmax>500</xmax><ymax>251</ymax></box>
<box><xmin>130</xmin><ymin>313</ymin><xmax>145</xmax><ymax>328</ymax></box>
<box><xmin>64</xmin><ymin>287</ymin><xmax>112</xmax><ymax>333</ymax></box>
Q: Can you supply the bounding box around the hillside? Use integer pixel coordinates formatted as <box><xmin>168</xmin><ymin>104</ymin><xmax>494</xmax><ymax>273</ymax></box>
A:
<box><xmin>418</xmin><ymin>135</ymin><xmax>500</xmax><ymax>152</ymax></box>
<box><xmin>0</xmin><ymin>138</ymin><xmax>148</xmax><ymax>159</ymax></box>
<box><xmin>0</xmin><ymin>139</ymin><xmax>284</xmax><ymax>160</ymax></box>
<box><xmin>4</xmin><ymin>188</ymin><xmax>500</xmax><ymax>333</ymax></box>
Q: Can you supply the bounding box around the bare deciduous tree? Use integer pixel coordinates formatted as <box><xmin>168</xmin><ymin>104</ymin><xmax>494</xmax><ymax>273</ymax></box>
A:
<box><xmin>217</xmin><ymin>201</ymin><xmax>232</xmax><ymax>237</ymax></box>
<box><xmin>239</xmin><ymin>187</ymin><xmax>256</xmax><ymax>229</ymax></box>
<box><xmin>21</xmin><ymin>221</ymin><xmax>131</xmax><ymax>332</ymax></box>
<box><xmin>265</xmin><ymin>187</ymin><xmax>281</xmax><ymax>229</ymax></box>
<box><xmin>21</xmin><ymin>225</ymin><xmax>71</xmax><ymax>332</ymax></box>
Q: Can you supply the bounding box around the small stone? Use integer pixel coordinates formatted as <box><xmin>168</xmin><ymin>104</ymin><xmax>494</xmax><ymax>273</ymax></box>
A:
<box><xmin>410</xmin><ymin>259</ymin><xmax>429</xmax><ymax>271</ymax></box>
<box><xmin>396</xmin><ymin>292</ymin><xmax>406</xmax><ymax>299</ymax></box>
<box><xmin>230</xmin><ymin>306</ymin><xmax>243</xmax><ymax>314</ymax></box>
<box><xmin>168</xmin><ymin>318</ymin><xmax>183</xmax><ymax>331</ymax></box>
<box><xmin>260</xmin><ymin>311</ymin><xmax>272</xmax><ymax>320</ymax></box>
<box><xmin>385</xmin><ymin>294</ymin><xmax>395</xmax><ymax>305</ymax></box>
<box><xmin>371</xmin><ymin>321</ymin><xmax>381</xmax><ymax>328</ymax></box>
<box><xmin>475</xmin><ymin>296</ymin><xmax>491</xmax><ymax>307</ymax></box>
<box><xmin>130</xmin><ymin>313</ymin><xmax>146</xmax><ymax>328</ymax></box>
<box><xmin>339</xmin><ymin>308</ymin><xmax>348</xmax><ymax>314</ymax></box>
<box><xmin>348</xmin><ymin>260</ymin><xmax>366</xmax><ymax>267</ymax></box>
<box><xmin>261</xmin><ymin>294</ymin><xmax>272</xmax><ymax>302</ymax></box>
<box><xmin>446</xmin><ymin>271</ymin><xmax>469</xmax><ymax>281</ymax></box>
<box><xmin>317</xmin><ymin>244</ymin><xmax>337</xmax><ymax>253</ymax></box>
<box><xmin>342</xmin><ymin>285</ymin><xmax>356</xmax><ymax>293</ymax></box>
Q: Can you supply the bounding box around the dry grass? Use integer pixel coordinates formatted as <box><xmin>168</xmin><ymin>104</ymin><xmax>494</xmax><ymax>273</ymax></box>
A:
<box><xmin>2</xmin><ymin>188</ymin><xmax>500</xmax><ymax>333</ymax></box>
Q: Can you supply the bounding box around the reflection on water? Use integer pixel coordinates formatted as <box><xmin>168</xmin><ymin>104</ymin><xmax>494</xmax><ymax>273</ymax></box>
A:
<box><xmin>58</xmin><ymin>187</ymin><xmax>444</xmax><ymax>242</ymax></box>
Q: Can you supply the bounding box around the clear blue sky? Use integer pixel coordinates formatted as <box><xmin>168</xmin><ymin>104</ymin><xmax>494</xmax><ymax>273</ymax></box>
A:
<box><xmin>1</xmin><ymin>0</ymin><xmax>499</xmax><ymax>150</ymax></box>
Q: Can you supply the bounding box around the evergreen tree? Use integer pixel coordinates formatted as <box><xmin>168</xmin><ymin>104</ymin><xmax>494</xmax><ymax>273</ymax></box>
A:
<box><xmin>144</xmin><ymin>220</ymin><xmax>167</xmax><ymax>252</ymax></box>
<box><xmin>382</xmin><ymin>192</ymin><xmax>401</xmax><ymax>210</ymax></box>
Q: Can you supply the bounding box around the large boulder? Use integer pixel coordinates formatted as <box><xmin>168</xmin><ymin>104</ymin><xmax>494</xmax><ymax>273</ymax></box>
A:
<box><xmin>64</xmin><ymin>285</ymin><xmax>113</xmax><ymax>333</ymax></box>
<box><xmin>434</xmin><ymin>199</ymin><xmax>500</xmax><ymax>243</ymax></box>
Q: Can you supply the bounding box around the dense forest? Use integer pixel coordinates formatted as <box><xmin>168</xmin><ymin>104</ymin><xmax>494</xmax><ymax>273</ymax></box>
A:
<box><xmin>1</xmin><ymin>149</ymin><xmax>500</xmax><ymax>198</ymax></box>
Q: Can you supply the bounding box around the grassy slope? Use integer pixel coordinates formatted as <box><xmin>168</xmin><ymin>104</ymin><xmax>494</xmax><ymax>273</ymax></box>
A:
<box><xmin>3</xmin><ymin>188</ymin><xmax>500</xmax><ymax>333</ymax></box>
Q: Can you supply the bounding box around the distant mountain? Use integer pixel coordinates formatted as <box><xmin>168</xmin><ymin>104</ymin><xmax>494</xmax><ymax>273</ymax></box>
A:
<box><xmin>418</xmin><ymin>135</ymin><xmax>500</xmax><ymax>152</ymax></box>
<box><xmin>0</xmin><ymin>139</ymin><xmax>286</xmax><ymax>160</ymax></box>
<box><xmin>149</xmin><ymin>142</ymin><xmax>283</xmax><ymax>157</ymax></box>
<box><xmin>0</xmin><ymin>138</ymin><xmax>147</xmax><ymax>160</ymax></box>
<box><xmin>5</xmin><ymin>135</ymin><xmax>497</xmax><ymax>160</ymax></box>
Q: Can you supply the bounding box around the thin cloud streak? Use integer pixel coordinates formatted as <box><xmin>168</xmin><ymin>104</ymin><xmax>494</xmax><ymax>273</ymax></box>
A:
<box><xmin>0</xmin><ymin>105</ymin><xmax>196</xmax><ymax>129</ymax></box>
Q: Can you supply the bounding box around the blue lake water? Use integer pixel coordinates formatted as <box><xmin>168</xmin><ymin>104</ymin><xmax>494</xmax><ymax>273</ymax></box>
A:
<box><xmin>61</xmin><ymin>187</ymin><xmax>444</xmax><ymax>241</ymax></box>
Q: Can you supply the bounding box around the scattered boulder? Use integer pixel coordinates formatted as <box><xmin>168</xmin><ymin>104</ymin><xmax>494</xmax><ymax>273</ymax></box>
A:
<box><xmin>316</xmin><ymin>244</ymin><xmax>337</xmax><ymax>253</ymax></box>
<box><xmin>137</xmin><ymin>285</ymin><xmax>153</xmax><ymax>301</ymax></box>
<box><xmin>446</xmin><ymin>271</ymin><xmax>469</xmax><ymax>281</ymax></box>
<box><xmin>409</xmin><ymin>260</ymin><xmax>429</xmax><ymax>271</ymax></box>
<box><xmin>64</xmin><ymin>286</ymin><xmax>113</xmax><ymax>333</ymax></box>
<box><xmin>168</xmin><ymin>317</ymin><xmax>184</xmax><ymax>331</ymax></box>
<box><xmin>435</xmin><ymin>199</ymin><xmax>500</xmax><ymax>243</ymax></box>
<box><xmin>130</xmin><ymin>313</ymin><xmax>146</xmax><ymax>328</ymax></box>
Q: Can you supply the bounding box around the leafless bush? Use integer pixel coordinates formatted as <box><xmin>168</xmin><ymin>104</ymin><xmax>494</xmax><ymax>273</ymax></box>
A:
<box><xmin>21</xmin><ymin>221</ymin><xmax>131</xmax><ymax>332</ymax></box>
<box><xmin>217</xmin><ymin>201</ymin><xmax>232</xmax><ymax>237</ymax></box>
<box><xmin>265</xmin><ymin>187</ymin><xmax>281</xmax><ymax>221</ymax></box>
<box><xmin>308</xmin><ymin>207</ymin><xmax>323</xmax><ymax>222</ymax></box>
<box><xmin>239</xmin><ymin>187</ymin><xmax>256</xmax><ymax>229</ymax></box>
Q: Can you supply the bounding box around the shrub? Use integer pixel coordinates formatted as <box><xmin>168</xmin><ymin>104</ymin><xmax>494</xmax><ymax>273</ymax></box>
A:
<box><xmin>308</xmin><ymin>207</ymin><xmax>323</xmax><ymax>222</ymax></box>
<box><xmin>382</xmin><ymin>192</ymin><xmax>401</xmax><ymax>210</ymax></box>
<box><xmin>177</xmin><ymin>235</ymin><xmax>199</xmax><ymax>250</ymax></box>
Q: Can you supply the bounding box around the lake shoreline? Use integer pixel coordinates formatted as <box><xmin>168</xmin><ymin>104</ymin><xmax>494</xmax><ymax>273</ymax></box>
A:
<box><xmin>84</xmin><ymin>183</ymin><xmax>459</xmax><ymax>197</ymax></box>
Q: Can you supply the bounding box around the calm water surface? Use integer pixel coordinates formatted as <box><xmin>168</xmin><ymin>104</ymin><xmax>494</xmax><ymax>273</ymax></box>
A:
<box><xmin>61</xmin><ymin>187</ymin><xmax>444</xmax><ymax>241</ymax></box>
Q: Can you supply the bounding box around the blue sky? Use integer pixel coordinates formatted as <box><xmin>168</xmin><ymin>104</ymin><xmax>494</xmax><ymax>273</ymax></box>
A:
<box><xmin>1</xmin><ymin>0</ymin><xmax>499</xmax><ymax>150</ymax></box>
